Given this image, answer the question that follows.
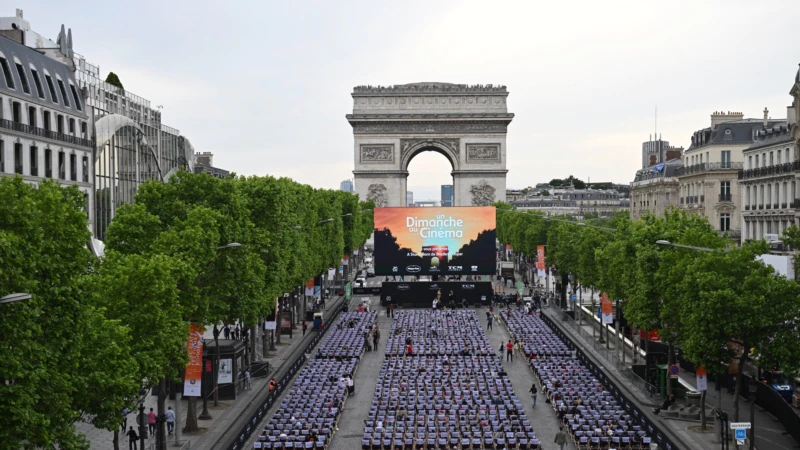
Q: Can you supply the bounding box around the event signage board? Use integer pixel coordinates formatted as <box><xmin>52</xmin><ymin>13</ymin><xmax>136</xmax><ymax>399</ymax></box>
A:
<box><xmin>536</xmin><ymin>245</ymin><xmax>546</xmax><ymax>277</ymax></box>
<box><xmin>373</xmin><ymin>206</ymin><xmax>496</xmax><ymax>276</ymax></box>
<box><xmin>601</xmin><ymin>292</ymin><xmax>613</xmax><ymax>324</ymax></box>
<box><xmin>184</xmin><ymin>324</ymin><xmax>204</xmax><ymax>397</ymax></box>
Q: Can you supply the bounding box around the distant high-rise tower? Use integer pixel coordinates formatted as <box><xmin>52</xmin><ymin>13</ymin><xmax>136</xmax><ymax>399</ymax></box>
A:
<box><xmin>406</xmin><ymin>191</ymin><xmax>414</xmax><ymax>206</ymax></box>
<box><xmin>441</xmin><ymin>185</ymin><xmax>454</xmax><ymax>206</ymax></box>
<box><xmin>340</xmin><ymin>179</ymin><xmax>354</xmax><ymax>193</ymax></box>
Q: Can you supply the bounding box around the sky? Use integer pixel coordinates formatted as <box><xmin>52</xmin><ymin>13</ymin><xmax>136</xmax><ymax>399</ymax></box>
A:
<box><xmin>10</xmin><ymin>1</ymin><xmax>800</xmax><ymax>201</ymax></box>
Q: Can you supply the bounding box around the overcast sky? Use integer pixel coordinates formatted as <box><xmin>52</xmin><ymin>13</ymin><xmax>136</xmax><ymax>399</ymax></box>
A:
<box><xmin>12</xmin><ymin>1</ymin><xmax>800</xmax><ymax>200</ymax></box>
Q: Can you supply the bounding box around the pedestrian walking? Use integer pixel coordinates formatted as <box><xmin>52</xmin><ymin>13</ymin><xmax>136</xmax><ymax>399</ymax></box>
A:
<box><xmin>529</xmin><ymin>383</ymin><xmax>538</xmax><ymax>406</ymax></box>
<box><xmin>302</xmin><ymin>321</ymin><xmax>308</xmax><ymax>336</ymax></box>
<box><xmin>487</xmin><ymin>314</ymin><xmax>493</xmax><ymax>330</ymax></box>
<box><xmin>120</xmin><ymin>407</ymin><xmax>130</xmax><ymax>432</ymax></box>
<box><xmin>373</xmin><ymin>328</ymin><xmax>379</xmax><ymax>350</ymax></box>
<box><xmin>554</xmin><ymin>426</ymin><xmax>567</xmax><ymax>450</ymax></box>
<box><xmin>126</xmin><ymin>426</ymin><xmax>139</xmax><ymax>450</ymax></box>
<box><xmin>147</xmin><ymin>407</ymin><xmax>157</xmax><ymax>435</ymax></box>
<box><xmin>347</xmin><ymin>375</ymin><xmax>354</xmax><ymax>396</ymax></box>
<box><xmin>245</xmin><ymin>369</ymin><xmax>252</xmax><ymax>390</ymax></box>
<box><xmin>505</xmin><ymin>340</ymin><xmax>514</xmax><ymax>362</ymax></box>
<box><xmin>165</xmin><ymin>406</ymin><xmax>175</xmax><ymax>435</ymax></box>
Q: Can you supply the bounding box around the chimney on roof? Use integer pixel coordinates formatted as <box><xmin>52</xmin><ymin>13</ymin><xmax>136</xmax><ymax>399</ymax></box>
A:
<box><xmin>710</xmin><ymin>110</ymin><xmax>744</xmax><ymax>129</ymax></box>
<box><xmin>763</xmin><ymin>107</ymin><xmax>769</xmax><ymax>127</ymax></box>
<box><xmin>16</xmin><ymin>8</ymin><xmax>23</xmax><ymax>18</ymax></box>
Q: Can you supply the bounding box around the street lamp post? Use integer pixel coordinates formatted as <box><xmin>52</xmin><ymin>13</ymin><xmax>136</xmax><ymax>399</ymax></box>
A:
<box><xmin>749</xmin><ymin>381</ymin><xmax>757</xmax><ymax>450</ymax></box>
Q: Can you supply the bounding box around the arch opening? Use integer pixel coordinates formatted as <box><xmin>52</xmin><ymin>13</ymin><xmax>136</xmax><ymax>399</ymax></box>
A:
<box><xmin>406</xmin><ymin>147</ymin><xmax>455</xmax><ymax>207</ymax></box>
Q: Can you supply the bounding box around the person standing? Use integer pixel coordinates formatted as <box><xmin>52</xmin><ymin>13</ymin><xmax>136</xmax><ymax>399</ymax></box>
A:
<box><xmin>147</xmin><ymin>407</ymin><xmax>157</xmax><ymax>435</ymax></box>
<box><xmin>554</xmin><ymin>426</ymin><xmax>567</xmax><ymax>450</ymax></box>
<box><xmin>235</xmin><ymin>324</ymin><xmax>241</xmax><ymax>340</ymax></box>
<box><xmin>165</xmin><ymin>406</ymin><xmax>175</xmax><ymax>435</ymax></box>
<box><xmin>302</xmin><ymin>320</ymin><xmax>308</xmax><ymax>336</ymax></box>
<box><xmin>347</xmin><ymin>375</ymin><xmax>354</xmax><ymax>396</ymax></box>
<box><xmin>505</xmin><ymin>340</ymin><xmax>514</xmax><ymax>362</ymax></box>
<box><xmin>529</xmin><ymin>383</ymin><xmax>538</xmax><ymax>406</ymax></box>
<box><xmin>245</xmin><ymin>369</ymin><xmax>252</xmax><ymax>390</ymax></box>
<box><xmin>372</xmin><ymin>327</ymin><xmax>380</xmax><ymax>351</ymax></box>
<box><xmin>487</xmin><ymin>313</ymin><xmax>493</xmax><ymax>331</ymax></box>
<box><xmin>120</xmin><ymin>407</ymin><xmax>130</xmax><ymax>432</ymax></box>
<box><xmin>126</xmin><ymin>426</ymin><xmax>139</xmax><ymax>450</ymax></box>
<box><xmin>223</xmin><ymin>324</ymin><xmax>231</xmax><ymax>339</ymax></box>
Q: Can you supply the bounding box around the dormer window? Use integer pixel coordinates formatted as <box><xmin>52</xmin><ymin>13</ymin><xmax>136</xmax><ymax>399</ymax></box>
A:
<box><xmin>0</xmin><ymin>56</ymin><xmax>14</xmax><ymax>89</ymax></box>
<box><xmin>69</xmin><ymin>84</ymin><xmax>82</xmax><ymax>111</ymax></box>
<box><xmin>45</xmin><ymin>74</ymin><xmax>58</xmax><ymax>103</ymax></box>
<box><xmin>31</xmin><ymin>69</ymin><xmax>45</xmax><ymax>98</ymax></box>
<box><xmin>14</xmin><ymin>62</ymin><xmax>30</xmax><ymax>94</ymax></box>
<box><xmin>57</xmin><ymin>78</ymin><xmax>70</xmax><ymax>107</ymax></box>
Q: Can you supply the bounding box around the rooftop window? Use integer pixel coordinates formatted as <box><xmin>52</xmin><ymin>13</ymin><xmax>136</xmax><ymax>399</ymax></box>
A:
<box><xmin>69</xmin><ymin>84</ymin><xmax>82</xmax><ymax>111</ymax></box>
<box><xmin>14</xmin><ymin>63</ymin><xmax>30</xmax><ymax>94</ymax></box>
<box><xmin>31</xmin><ymin>69</ymin><xmax>45</xmax><ymax>98</ymax></box>
<box><xmin>0</xmin><ymin>56</ymin><xmax>15</xmax><ymax>89</ymax></box>
<box><xmin>57</xmin><ymin>78</ymin><xmax>70</xmax><ymax>107</ymax></box>
<box><xmin>45</xmin><ymin>74</ymin><xmax>58</xmax><ymax>104</ymax></box>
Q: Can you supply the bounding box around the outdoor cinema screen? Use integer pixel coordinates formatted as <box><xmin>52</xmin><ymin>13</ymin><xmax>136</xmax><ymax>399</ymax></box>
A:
<box><xmin>373</xmin><ymin>206</ymin><xmax>496</xmax><ymax>276</ymax></box>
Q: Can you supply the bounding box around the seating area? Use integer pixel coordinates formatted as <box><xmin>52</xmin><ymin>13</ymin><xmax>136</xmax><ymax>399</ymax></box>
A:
<box><xmin>364</xmin><ymin>310</ymin><xmax>536</xmax><ymax>449</ymax></box>
<box><xmin>386</xmin><ymin>310</ymin><xmax>495</xmax><ymax>356</ymax></box>
<box><xmin>316</xmin><ymin>312</ymin><xmax>377</xmax><ymax>359</ymax></box>
<box><xmin>254</xmin><ymin>311</ymin><xmax>375</xmax><ymax>449</ymax></box>
<box><xmin>500</xmin><ymin>310</ymin><xmax>652</xmax><ymax>449</ymax></box>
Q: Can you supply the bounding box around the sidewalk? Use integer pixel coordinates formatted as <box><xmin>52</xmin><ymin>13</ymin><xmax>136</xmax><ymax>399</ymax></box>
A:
<box><xmin>76</xmin><ymin>294</ymin><xmax>348</xmax><ymax>450</ymax></box>
<box><xmin>538</xmin><ymin>287</ymin><xmax>798</xmax><ymax>450</ymax></box>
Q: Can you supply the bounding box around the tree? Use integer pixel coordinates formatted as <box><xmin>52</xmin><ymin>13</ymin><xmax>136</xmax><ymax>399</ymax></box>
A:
<box><xmin>681</xmin><ymin>242</ymin><xmax>800</xmax><ymax>422</ymax></box>
<box><xmin>0</xmin><ymin>177</ymin><xmax>138</xmax><ymax>449</ymax></box>
<box><xmin>105</xmin><ymin>72</ymin><xmax>124</xmax><ymax>90</ymax></box>
<box><xmin>538</xmin><ymin>190</ymin><xmax>550</xmax><ymax>196</ymax></box>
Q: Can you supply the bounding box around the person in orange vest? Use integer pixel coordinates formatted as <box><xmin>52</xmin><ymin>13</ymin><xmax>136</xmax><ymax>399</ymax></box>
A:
<box><xmin>268</xmin><ymin>378</ymin><xmax>277</xmax><ymax>392</ymax></box>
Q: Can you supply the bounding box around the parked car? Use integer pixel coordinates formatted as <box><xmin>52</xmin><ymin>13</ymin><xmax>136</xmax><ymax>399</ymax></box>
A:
<box><xmin>366</xmin><ymin>267</ymin><xmax>375</xmax><ymax>277</ymax></box>
<box><xmin>355</xmin><ymin>277</ymin><xmax>366</xmax><ymax>287</ymax></box>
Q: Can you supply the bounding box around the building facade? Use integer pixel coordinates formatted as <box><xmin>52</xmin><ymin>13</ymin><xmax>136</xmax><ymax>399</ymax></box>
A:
<box><xmin>740</xmin><ymin>65</ymin><xmax>800</xmax><ymax>241</ymax></box>
<box><xmin>440</xmin><ymin>184</ymin><xmax>453</xmax><ymax>206</ymax></box>
<box><xmin>676</xmin><ymin>111</ymin><xmax>783</xmax><ymax>241</ymax></box>
<box><xmin>0</xmin><ymin>27</ymin><xmax>94</xmax><ymax>231</ymax></box>
<box><xmin>630</xmin><ymin>160</ymin><xmax>682</xmax><ymax>220</ymax></box>
<box><xmin>0</xmin><ymin>9</ymin><xmax>197</xmax><ymax>240</ymax></box>
<box><xmin>641</xmin><ymin>136</ymin><xmax>683</xmax><ymax>169</ymax></box>
<box><xmin>194</xmin><ymin>151</ymin><xmax>229</xmax><ymax>179</ymax></box>
<box><xmin>406</xmin><ymin>191</ymin><xmax>413</xmax><ymax>205</ymax></box>
<box><xmin>340</xmin><ymin>179</ymin><xmax>354</xmax><ymax>193</ymax></box>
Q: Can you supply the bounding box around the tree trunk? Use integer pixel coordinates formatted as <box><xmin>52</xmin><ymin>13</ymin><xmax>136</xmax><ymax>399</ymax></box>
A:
<box><xmin>734</xmin><ymin>342</ymin><xmax>749</xmax><ymax>422</ymax></box>
<box><xmin>275</xmin><ymin>299</ymin><xmax>282</xmax><ymax>345</ymax></box>
<box><xmin>184</xmin><ymin>397</ymin><xmax>198</xmax><ymax>432</ymax></box>
<box><xmin>113</xmin><ymin>430</ymin><xmax>119</xmax><ymax>450</ymax></box>
<box><xmin>700</xmin><ymin>390</ymin><xmax>707</xmax><ymax>429</ymax></box>
<box><xmin>666</xmin><ymin>342</ymin><xmax>675</xmax><ymax>396</ymax></box>
<box><xmin>157</xmin><ymin>378</ymin><xmax>168</xmax><ymax>450</ymax></box>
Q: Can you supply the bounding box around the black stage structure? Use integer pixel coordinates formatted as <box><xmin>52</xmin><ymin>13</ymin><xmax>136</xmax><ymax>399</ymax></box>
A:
<box><xmin>380</xmin><ymin>281</ymin><xmax>493</xmax><ymax>308</ymax></box>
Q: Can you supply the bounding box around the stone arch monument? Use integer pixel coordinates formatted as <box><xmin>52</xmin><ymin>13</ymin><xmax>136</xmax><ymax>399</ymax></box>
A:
<box><xmin>347</xmin><ymin>83</ymin><xmax>513</xmax><ymax>206</ymax></box>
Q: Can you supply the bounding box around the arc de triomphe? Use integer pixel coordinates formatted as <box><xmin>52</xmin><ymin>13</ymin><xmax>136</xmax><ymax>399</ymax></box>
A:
<box><xmin>347</xmin><ymin>83</ymin><xmax>513</xmax><ymax>207</ymax></box>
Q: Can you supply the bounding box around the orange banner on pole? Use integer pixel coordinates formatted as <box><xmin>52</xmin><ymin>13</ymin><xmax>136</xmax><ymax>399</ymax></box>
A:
<box><xmin>601</xmin><ymin>292</ymin><xmax>613</xmax><ymax>324</ymax></box>
<box><xmin>536</xmin><ymin>245</ymin><xmax>546</xmax><ymax>276</ymax></box>
<box><xmin>184</xmin><ymin>324</ymin><xmax>204</xmax><ymax>397</ymax></box>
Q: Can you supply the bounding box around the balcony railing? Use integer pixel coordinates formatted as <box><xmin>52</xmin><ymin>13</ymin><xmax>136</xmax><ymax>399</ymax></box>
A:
<box><xmin>738</xmin><ymin>161</ymin><xmax>800</xmax><ymax>180</ymax></box>
<box><xmin>676</xmin><ymin>161</ymin><xmax>743</xmax><ymax>176</ymax></box>
<box><xmin>0</xmin><ymin>119</ymin><xmax>93</xmax><ymax>148</ymax></box>
<box><xmin>719</xmin><ymin>193</ymin><xmax>732</xmax><ymax>202</ymax></box>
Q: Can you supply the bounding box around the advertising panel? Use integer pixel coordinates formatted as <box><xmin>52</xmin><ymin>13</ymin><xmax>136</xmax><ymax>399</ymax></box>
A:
<box><xmin>601</xmin><ymin>292</ymin><xmax>613</xmax><ymax>324</ymax></box>
<box><xmin>536</xmin><ymin>245</ymin><xmax>546</xmax><ymax>277</ymax></box>
<box><xmin>218</xmin><ymin>358</ymin><xmax>233</xmax><ymax>384</ymax></box>
<box><xmin>184</xmin><ymin>324</ymin><xmax>204</xmax><ymax>397</ymax></box>
<box><xmin>373</xmin><ymin>206</ymin><xmax>496</xmax><ymax>276</ymax></box>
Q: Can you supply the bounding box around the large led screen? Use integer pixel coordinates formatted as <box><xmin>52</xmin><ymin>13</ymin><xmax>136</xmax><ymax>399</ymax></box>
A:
<box><xmin>373</xmin><ymin>206</ymin><xmax>496</xmax><ymax>276</ymax></box>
